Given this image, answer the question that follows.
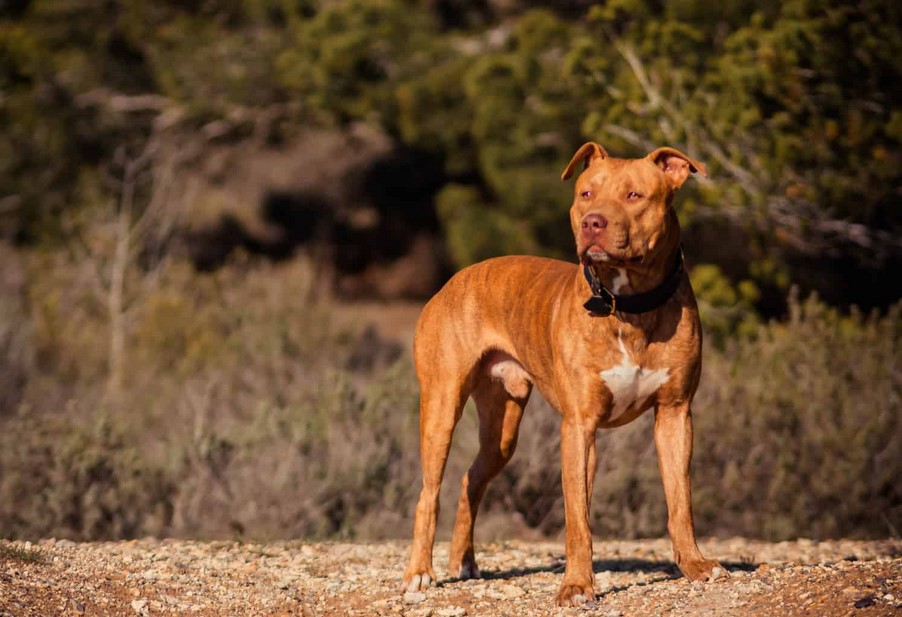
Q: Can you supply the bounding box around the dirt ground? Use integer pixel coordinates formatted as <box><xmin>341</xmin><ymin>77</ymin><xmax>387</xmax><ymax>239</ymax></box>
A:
<box><xmin>1</xmin><ymin>537</ymin><xmax>899</xmax><ymax>616</ymax></box>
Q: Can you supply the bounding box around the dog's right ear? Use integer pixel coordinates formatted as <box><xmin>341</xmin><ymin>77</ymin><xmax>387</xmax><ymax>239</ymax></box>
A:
<box><xmin>561</xmin><ymin>142</ymin><xmax>609</xmax><ymax>181</ymax></box>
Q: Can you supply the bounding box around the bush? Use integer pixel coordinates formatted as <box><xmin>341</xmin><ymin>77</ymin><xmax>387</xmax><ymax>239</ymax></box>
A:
<box><xmin>693</xmin><ymin>294</ymin><xmax>902</xmax><ymax>539</ymax></box>
<box><xmin>0</xmin><ymin>411</ymin><xmax>174</xmax><ymax>540</ymax></box>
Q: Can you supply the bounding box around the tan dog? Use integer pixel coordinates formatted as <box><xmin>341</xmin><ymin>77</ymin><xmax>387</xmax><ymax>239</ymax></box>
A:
<box><xmin>402</xmin><ymin>143</ymin><xmax>725</xmax><ymax>606</ymax></box>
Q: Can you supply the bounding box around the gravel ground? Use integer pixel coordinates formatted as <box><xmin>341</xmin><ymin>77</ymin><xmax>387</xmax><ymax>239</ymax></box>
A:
<box><xmin>1</xmin><ymin>537</ymin><xmax>899</xmax><ymax>616</ymax></box>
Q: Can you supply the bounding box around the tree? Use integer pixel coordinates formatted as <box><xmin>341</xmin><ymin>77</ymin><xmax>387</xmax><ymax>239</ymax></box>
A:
<box><xmin>73</xmin><ymin>137</ymin><xmax>196</xmax><ymax>397</ymax></box>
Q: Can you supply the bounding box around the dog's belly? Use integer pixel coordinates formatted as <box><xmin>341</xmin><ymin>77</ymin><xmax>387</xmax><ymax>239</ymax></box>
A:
<box><xmin>598</xmin><ymin>335</ymin><xmax>670</xmax><ymax>424</ymax></box>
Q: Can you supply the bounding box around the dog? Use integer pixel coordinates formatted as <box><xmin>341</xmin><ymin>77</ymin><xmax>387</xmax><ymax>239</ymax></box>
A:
<box><xmin>402</xmin><ymin>142</ymin><xmax>725</xmax><ymax>606</ymax></box>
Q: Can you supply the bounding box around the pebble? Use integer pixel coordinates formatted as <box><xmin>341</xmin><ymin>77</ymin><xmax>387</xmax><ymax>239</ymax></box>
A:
<box><xmin>2</xmin><ymin>538</ymin><xmax>900</xmax><ymax>617</ymax></box>
<box><xmin>403</xmin><ymin>592</ymin><xmax>428</xmax><ymax>604</ymax></box>
<box><xmin>487</xmin><ymin>583</ymin><xmax>525</xmax><ymax>599</ymax></box>
<box><xmin>709</xmin><ymin>566</ymin><xmax>726</xmax><ymax>581</ymax></box>
<box><xmin>67</xmin><ymin>599</ymin><xmax>85</xmax><ymax>613</ymax></box>
<box><xmin>130</xmin><ymin>598</ymin><xmax>149</xmax><ymax>616</ymax></box>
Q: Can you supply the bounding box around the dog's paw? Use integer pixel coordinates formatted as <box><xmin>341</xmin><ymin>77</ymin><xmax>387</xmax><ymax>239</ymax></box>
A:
<box><xmin>458</xmin><ymin>559</ymin><xmax>480</xmax><ymax>580</ymax></box>
<box><xmin>400</xmin><ymin>571</ymin><xmax>435</xmax><ymax>594</ymax></box>
<box><xmin>555</xmin><ymin>582</ymin><xmax>596</xmax><ymax>608</ymax></box>
<box><xmin>680</xmin><ymin>558</ymin><xmax>730</xmax><ymax>582</ymax></box>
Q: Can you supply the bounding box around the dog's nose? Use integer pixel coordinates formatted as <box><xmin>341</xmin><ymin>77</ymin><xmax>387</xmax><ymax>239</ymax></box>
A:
<box><xmin>581</xmin><ymin>213</ymin><xmax>608</xmax><ymax>232</ymax></box>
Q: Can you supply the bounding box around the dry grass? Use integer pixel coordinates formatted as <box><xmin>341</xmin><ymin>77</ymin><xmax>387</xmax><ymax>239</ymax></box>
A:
<box><xmin>0</xmin><ymin>542</ymin><xmax>45</xmax><ymax>564</ymax></box>
<box><xmin>1</xmin><ymin>245</ymin><xmax>899</xmax><ymax>542</ymax></box>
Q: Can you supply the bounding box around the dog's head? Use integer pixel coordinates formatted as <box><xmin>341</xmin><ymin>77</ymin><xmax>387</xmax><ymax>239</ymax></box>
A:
<box><xmin>562</xmin><ymin>142</ymin><xmax>706</xmax><ymax>272</ymax></box>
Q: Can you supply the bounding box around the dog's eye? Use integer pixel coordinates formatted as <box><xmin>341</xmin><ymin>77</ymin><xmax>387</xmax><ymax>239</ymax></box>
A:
<box><xmin>627</xmin><ymin>191</ymin><xmax>642</xmax><ymax>201</ymax></box>
<box><xmin>580</xmin><ymin>190</ymin><xmax>592</xmax><ymax>199</ymax></box>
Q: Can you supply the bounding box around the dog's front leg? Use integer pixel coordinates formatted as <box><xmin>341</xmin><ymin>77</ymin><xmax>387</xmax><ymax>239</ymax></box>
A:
<box><xmin>556</xmin><ymin>417</ymin><xmax>598</xmax><ymax>607</ymax></box>
<box><xmin>654</xmin><ymin>403</ymin><xmax>726</xmax><ymax>581</ymax></box>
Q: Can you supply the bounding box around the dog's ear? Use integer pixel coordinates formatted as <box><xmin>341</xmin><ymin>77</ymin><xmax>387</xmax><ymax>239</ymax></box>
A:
<box><xmin>561</xmin><ymin>142</ymin><xmax>609</xmax><ymax>181</ymax></box>
<box><xmin>648</xmin><ymin>147</ymin><xmax>707</xmax><ymax>189</ymax></box>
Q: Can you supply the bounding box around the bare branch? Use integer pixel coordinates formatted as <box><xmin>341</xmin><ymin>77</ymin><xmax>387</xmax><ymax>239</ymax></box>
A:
<box><xmin>601</xmin><ymin>123</ymin><xmax>656</xmax><ymax>152</ymax></box>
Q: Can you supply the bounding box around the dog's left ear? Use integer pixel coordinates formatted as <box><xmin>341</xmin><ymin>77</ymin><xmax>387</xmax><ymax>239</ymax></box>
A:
<box><xmin>561</xmin><ymin>142</ymin><xmax>609</xmax><ymax>181</ymax></box>
<box><xmin>648</xmin><ymin>147</ymin><xmax>707</xmax><ymax>189</ymax></box>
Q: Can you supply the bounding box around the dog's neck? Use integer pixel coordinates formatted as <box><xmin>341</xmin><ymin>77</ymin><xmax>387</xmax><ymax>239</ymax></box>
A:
<box><xmin>586</xmin><ymin>244</ymin><xmax>683</xmax><ymax>296</ymax></box>
<box><xmin>578</xmin><ymin>242</ymin><xmax>684</xmax><ymax>318</ymax></box>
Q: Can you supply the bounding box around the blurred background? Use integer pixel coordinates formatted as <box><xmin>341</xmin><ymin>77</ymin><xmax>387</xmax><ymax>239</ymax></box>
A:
<box><xmin>0</xmin><ymin>0</ymin><xmax>899</xmax><ymax>543</ymax></box>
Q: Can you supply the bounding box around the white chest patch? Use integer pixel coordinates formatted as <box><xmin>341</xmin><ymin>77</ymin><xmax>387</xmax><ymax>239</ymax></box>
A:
<box><xmin>611</xmin><ymin>268</ymin><xmax>629</xmax><ymax>294</ymax></box>
<box><xmin>600</xmin><ymin>334</ymin><xmax>670</xmax><ymax>417</ymax></box>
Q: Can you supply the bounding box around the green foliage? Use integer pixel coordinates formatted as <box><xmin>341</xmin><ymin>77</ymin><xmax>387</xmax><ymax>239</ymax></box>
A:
<box><xmin>275</xmin><ymin>0</ymin><xmax>440</xmax><ymax>125</ymax></box>
<box><xmin>436</xmin><ymin>184</ymin><xmax>537</xmax><ymax>266</ymax></box>
<box><xmin>397</xmin><ymin>9</ymin><xmax>587</xmax><ymax>263</ymax></box>
<box><xmin>2</xmin><ymin>0</ymin><xmax>899</xmax><ymax>309</ymax></box>
<box><xmin>690</xmin><ymin>263</ymin><xmax>760</xmax><ymax>344</ymax></box>
<box><xmin>149</xmin><ymin>18</ymin><xmax>285</xmax><ymax>116</ymax></box>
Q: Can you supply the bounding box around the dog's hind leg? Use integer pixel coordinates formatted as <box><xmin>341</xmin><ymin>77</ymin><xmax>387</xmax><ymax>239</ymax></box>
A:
<box><xmin>402</xmin><ymin>368</ymin><xmax>470</xmax><ymax>593</ymax></box>
<box><xmin>448</xmin><ymin>359</ymin><xmax>531</xmax><ymax>579</ymax></box>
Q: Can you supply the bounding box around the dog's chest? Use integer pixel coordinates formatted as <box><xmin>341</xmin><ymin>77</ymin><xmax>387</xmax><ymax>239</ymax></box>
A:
<box><xmin>598</xmin><ymin>333</ymin><xmax>670</xmax><ymax>417</ymax></box>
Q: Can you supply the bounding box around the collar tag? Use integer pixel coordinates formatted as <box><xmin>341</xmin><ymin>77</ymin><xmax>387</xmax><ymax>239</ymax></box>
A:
<box><xmin>583</xmin><ymin>289</ymin><xmax>616</xmax><ymax>316</ymax></box>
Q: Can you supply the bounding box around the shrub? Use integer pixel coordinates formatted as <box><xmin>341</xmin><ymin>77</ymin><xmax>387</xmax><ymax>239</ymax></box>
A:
<box><xmin>693</xmin><ymin>295</ymin><xmax>902</xmax><ymax>539</ymax></box>
<box><xmin>0</xmin><ymin>410</ymin><xmax>174</xmax><ymax>540</ymax></box>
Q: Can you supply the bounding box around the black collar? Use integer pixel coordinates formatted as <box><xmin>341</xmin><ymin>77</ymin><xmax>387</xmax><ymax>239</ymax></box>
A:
<box><xmin>583</xmin><ymin>250</ymin><xmax>684</xmax><ymax>316</ymax></box>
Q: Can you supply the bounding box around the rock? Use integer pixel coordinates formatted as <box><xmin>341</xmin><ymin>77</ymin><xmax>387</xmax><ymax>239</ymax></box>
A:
<box><xmin>487</xmin><ymin>583</ymin><xmax>526</xmax><ymax>600</ymax></box>
<box><xmin>68</xmin><ymin>599</ymin><xmax>85</xmax><ymax>613</ymax></box>
<box><xmin>841</xmin><ymin>586</ymin><xmax>862</xmax><ymax>598</ymax></box>
<box><xmin>498</xmin><ymin>583</ymin><xmax>525</xmax><ymax>598</ymax></box>
<box><xmin>130</xmin><ymin>598</ymin><xmax>149</xmax><ymax>616</ymax></box>
<box><xmin>403</xmin><ymin>591</ymin><xmax>427</xmax><ymax>604</ymax></box>
<box><xmin>436</xmin><ymin>608</ymin><xmax>466</xmax><ymax>617</ymax></box>
<box><xmin>603</xmin><ymin>610</ymin><xmax>623</xmax><ymax>617</ymax></box>
<box><xmin>709</xmin><ymin>566</ymin><xmax>727</xmax><ymax>582</ymax></box>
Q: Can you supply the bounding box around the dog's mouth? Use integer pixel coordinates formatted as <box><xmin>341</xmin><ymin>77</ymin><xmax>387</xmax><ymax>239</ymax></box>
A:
<box><xmin>580</xmin><ymin>245</ymin><xmax>643</xmax><ymax>267</ymax></box>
